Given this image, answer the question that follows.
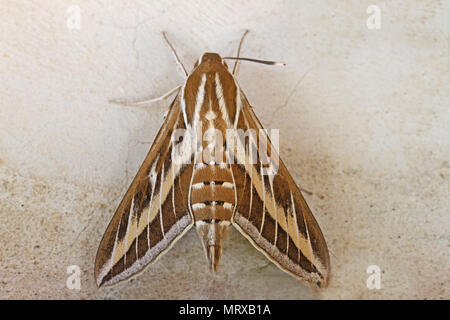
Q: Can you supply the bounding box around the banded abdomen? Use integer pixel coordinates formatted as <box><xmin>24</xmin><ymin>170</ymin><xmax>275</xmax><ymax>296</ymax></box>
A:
<box><xmin>190</xmin><ymin>160</ymin><xmax>236</xmax><ymax>271</ymax></box>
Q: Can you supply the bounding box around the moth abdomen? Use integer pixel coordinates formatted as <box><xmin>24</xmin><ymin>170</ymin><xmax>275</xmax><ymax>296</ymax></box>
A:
<box><xmin>195</xmin><ymin>220</ymin><xmax>231</xmax><ymax>272</ymax></box>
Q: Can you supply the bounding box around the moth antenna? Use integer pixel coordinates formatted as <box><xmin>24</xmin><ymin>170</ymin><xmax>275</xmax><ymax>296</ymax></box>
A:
<box><xmin>162</xmin><ymin>31</ymin><xmax>188</xmax><ymax>78</ymax></box>
<box><xmin>232</xmin><ymin>29</ymin><xmax>250</xmax><ymax>75</ymax></box>
<box><xmin>223</xmin><ymin>57</ymin><xmax>286</xmax><ymax>67</ymax></box>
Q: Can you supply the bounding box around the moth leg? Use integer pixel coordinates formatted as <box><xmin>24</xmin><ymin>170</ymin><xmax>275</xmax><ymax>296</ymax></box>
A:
<box><xmin>162</xmin><ymin>32</ymin><xmax>188</xmax><ymax>78</ymax></box>
<box><xmin>109</xmin><ymin>85</ymin><xmax>181</xmax><ymax>107</ymax></box>
<box><xmin>300</xmin><ymin>187</ymin><xmax>313</xmax><ymax>196</ymax></box>
<box><xmin>232</xmin><ymin>29</ymin><xmax>250</xmax><ymax>75</ymax></box>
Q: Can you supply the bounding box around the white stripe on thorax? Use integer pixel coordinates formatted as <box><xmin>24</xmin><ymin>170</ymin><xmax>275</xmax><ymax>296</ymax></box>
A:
<box><xmin>233</xmin><ymin>80</ymin><xmax>242</xmax><ymax>128</ymax></box>
<box><xmin>215</xmin><ymin>73</ymin><xmax>231</xmax><ymax>126</ymax></box>
<box><xmin>193</xmin><ymin>74</ymin><xmax>207</xmax><ymax>126</ymax></box>
<box><xmin>180</xmin><ymin>85</ymin><xmax>189</xmax><ymax>127</ymax></box>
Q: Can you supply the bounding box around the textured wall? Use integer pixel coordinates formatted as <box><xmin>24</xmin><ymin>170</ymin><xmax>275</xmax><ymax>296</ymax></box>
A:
<box><xmin>0</xmin><ymin>1</ymin><xmax>448</xmax><ymax>299</ymax></box>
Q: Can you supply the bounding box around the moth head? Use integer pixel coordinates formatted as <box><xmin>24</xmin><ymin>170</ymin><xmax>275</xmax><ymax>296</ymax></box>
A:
<box><xmin>194</xmin><ymin>53</ymin><xmax>227</xmax><ymax>69</ymax></box>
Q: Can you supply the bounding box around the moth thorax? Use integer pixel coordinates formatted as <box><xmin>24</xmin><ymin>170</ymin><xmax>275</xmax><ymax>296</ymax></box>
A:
<box><xmin>195</xmin><ymin>221</ymin><xmax>231</xmax><ymax>272</ymax></box>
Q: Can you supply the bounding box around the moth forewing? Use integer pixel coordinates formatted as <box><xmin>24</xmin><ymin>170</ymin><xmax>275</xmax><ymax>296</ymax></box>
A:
<box><xmin>230</xmin><ymin>92</ymin><xmax>330</xmax><ymax>287</ymax></box>
<box><xmin>94</xmin><ymin>96</ymin><xmax>195</xmax><ymax>287</ymax></box>
<box><xmin>95</xmin><ymin>47</ymin><xmax>330</xmax><ymax>288</ymax></box>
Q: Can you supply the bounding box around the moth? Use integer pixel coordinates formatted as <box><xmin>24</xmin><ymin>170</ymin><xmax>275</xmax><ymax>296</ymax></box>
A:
<box><xmin>95</xmin><ymin>31</ymin><xmax>330</xmax><ymax>288</ymax></box>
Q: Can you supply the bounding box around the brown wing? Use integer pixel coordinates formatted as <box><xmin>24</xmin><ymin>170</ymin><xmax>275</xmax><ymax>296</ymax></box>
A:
<box><xmin>230</xmin><ymin>91</ymin><xmax>330</xmax><ymax>287</ymax></box>
<box><xmin>94</xmin><ymin>96</ymin><xmax>195</xmax><ymax>287</ymax></box>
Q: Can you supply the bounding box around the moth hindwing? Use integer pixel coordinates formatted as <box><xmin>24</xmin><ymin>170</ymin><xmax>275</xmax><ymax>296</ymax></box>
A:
<box><xmin>95</xmin><ymin>51</ymin><xmax>330</xmax><ymax>288</ymax></box>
